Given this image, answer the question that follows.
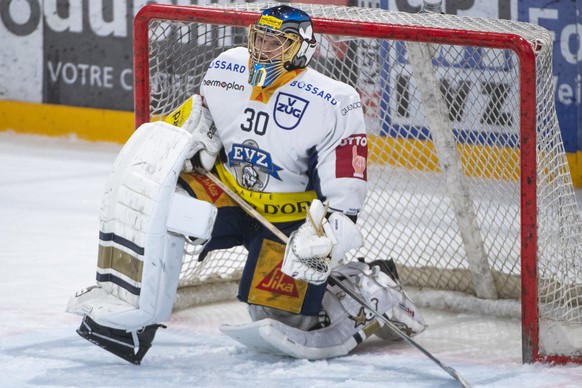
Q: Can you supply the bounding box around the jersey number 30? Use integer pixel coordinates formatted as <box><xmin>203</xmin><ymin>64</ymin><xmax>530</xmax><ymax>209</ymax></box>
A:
<box><xmin>241</xmin><ymin>108</ymin><xmax>269</xmax><ymax>136</ymax></box>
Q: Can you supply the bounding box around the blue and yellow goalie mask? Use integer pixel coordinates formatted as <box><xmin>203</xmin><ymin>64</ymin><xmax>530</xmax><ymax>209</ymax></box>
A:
<box><xmin>248</xmin><ymin>5</ymin><xmax>316</xmax><ymax>87</ymax></box>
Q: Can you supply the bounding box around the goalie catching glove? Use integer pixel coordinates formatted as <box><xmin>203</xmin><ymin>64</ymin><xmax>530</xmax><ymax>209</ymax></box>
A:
<box><xmin>282</xmin><ymin>199</ymin><xmax>363</xmax><ymax>285</ymax></box>
<box><xmin>168</xmin><ymin>94</ymin><xmax>222</xmax><ymax>173</ymax></box>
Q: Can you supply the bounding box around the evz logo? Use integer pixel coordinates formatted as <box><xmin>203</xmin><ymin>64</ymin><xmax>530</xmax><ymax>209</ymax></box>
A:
<box><xmin>274</xmin><ymin>92</ymin><xmax>309</xmax><ymax>130</ymax></box>
<box><xmin>228</xmin><ymin>140</ymin><xmax>283</xmax><ymax>190</ymax></box>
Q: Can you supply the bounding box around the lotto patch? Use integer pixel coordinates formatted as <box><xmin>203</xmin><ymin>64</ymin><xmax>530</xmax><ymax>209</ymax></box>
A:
<box><xmin>335</xmin><ymin>134</ymin><xmax>368</xmax><ymax>180</ymax></box>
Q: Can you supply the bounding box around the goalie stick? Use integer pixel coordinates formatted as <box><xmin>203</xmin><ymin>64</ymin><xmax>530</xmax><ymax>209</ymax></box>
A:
<box><xmin>204</xmin><ymin>171</ymin><xmax>471</xmax><ymax>388</ymax></box>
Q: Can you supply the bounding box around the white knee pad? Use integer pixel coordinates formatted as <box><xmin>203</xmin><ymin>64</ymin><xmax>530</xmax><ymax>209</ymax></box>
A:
<box><xmin>167</xmin><ymin>191</ymin><xmax>217</xmax><ymax>243</ymax></box>
<box><xmin>67</xmin><ymin>121</ymin><xmax>216</xmax><ymax>331</ymax></box>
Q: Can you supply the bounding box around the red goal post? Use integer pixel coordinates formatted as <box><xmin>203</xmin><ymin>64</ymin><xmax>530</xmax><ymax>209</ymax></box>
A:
<box><xmin>133</xmin><ymin>2</ymin><xmax>582</xmax><ymax>364</ymax></box>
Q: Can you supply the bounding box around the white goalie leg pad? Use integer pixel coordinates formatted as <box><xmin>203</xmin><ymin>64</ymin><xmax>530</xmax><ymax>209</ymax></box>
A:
<box><xmin>221</xmin><ymin>260</ymin><xmax>425</xmax><ymax>359</ymax></box>
<box><xmin>220</xmin><ymin>318</ymin><xmax>360</xmax><ymax>360</ymax></box>
<box><xmin>67</xmin><ymin>121</ymin><xmax>201</xmax><ymax>331</ymax></box>
<box><xmin>247</xmin><ymin>304</ymin><xmax>319</xmax><ymax>331</ymax></box>
<box><xmin>66</xmin><ymin>233</ymin><xmax>184</xmax><ymax>331</ymax></box>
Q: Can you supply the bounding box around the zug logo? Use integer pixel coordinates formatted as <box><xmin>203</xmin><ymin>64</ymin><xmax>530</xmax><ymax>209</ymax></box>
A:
<box><xmin>276</xmin><ymin>98</ymin><xmax>303</xmax><ymax>118</ymax></box>
<box><xmin>273</xmin><ymin>92</ymin><xmax>309</xmax><ymax>130</ymax></box>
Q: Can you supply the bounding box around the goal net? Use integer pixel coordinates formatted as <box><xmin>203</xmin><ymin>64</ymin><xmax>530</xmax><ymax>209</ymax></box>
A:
<box><xmin>133</xmin><ymin>2</ymin><xmax>582</xmax><ymax>364</ymax></box>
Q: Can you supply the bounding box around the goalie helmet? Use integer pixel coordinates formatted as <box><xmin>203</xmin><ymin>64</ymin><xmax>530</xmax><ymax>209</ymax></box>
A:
<box><xmin>248</xmin><ymin>5</ymin><xmax>316</xmax><ymax>87</ymax></box>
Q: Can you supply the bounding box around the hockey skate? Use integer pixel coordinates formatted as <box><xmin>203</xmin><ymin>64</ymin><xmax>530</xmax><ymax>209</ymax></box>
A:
<box><xmin>76</xmin><ymin>315</ymin><xmax>165</xmax><ymax>365</ymax></box>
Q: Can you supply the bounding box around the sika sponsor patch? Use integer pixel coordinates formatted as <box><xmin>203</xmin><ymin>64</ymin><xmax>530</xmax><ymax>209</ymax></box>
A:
<box><xmin>256</xmin><ymin>265</ymin><xmax>299</xmax><ymax>297</ymax></box>
<box><xmin>248</xmin><ymin>239</ymin><xmax>308</xmax><ymax>314</ymax></box>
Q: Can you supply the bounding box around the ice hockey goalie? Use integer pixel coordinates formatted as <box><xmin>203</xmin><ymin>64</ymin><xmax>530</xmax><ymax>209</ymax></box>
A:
<box><xmin>66</xmin><ymin>4</ymin><xmax>426</xmax><ymax>364</ymax></box>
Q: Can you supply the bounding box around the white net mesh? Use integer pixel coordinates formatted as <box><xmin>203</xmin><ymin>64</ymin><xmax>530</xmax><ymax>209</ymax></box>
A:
<box><xmin>137</xmin><ymin>2</ymin><xmax>582</xmax><ymax>360</ymax></box>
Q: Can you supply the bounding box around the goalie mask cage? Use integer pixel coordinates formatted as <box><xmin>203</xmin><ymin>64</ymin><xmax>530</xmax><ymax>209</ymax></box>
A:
<box><xmin>133</xmin><ymin>2</ymin><xmax>582</xmax><ymax>364</ymax></box>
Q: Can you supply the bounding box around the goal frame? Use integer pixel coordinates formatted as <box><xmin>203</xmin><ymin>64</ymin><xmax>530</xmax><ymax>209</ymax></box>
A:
<box><xmin>133</xmin><ymin>3</ymin><xmax>564</xmax><ymax>364</ymax></box>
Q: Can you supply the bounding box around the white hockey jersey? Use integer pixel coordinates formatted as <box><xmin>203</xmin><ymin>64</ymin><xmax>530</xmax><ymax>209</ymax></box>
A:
<box><xmin>200</xmin><ymin>47</ymin><xmax>367</xmax><ymax>221</ymax></box>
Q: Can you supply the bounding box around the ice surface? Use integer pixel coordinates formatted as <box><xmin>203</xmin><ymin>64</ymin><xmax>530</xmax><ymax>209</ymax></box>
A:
<box><xmin>1</xmin><ymin>131</ymin><xmax>582</xmax><ymax>387</ymax></box>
